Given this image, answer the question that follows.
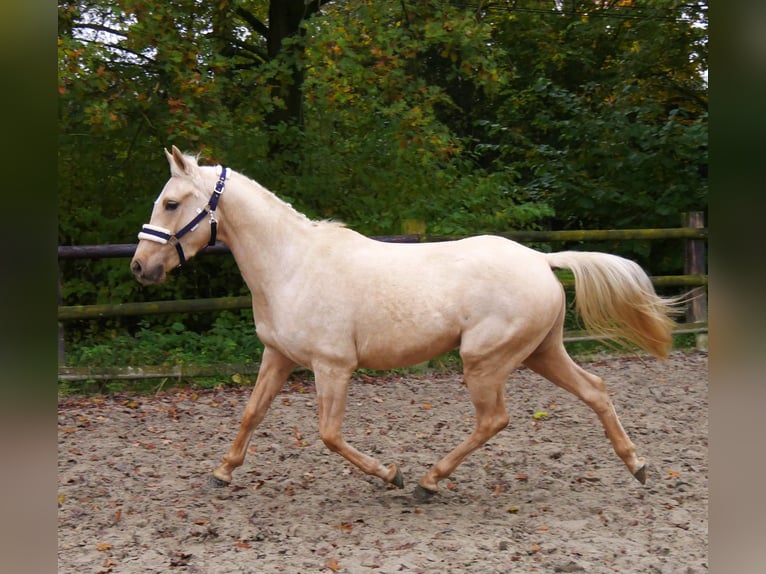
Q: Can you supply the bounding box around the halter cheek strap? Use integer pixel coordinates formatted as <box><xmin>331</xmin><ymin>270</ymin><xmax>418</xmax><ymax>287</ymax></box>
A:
<box><xmin>138</xmin><ymin>166</ymin><xmax>228</xmax><ymax>267</ymax></box>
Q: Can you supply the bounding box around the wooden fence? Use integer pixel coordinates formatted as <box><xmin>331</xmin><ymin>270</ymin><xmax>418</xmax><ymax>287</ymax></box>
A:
<box><xmin>58</xmin><ymin>214</ymin><xmax>707</xmax><ymax>381</ymax></box>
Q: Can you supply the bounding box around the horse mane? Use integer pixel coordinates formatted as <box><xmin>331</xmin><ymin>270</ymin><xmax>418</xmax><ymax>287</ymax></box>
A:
<box><xmin>228</xmin><ymin>167</ymin><xmax>346</xmax><ymax>230</ymax></box>
<box><xmin>180</xmin><ymin>151</ymin><xmax>346</xmax><ymax>231</ymax></box>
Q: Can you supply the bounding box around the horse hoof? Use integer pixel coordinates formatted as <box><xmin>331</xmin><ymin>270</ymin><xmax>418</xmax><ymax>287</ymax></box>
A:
<box><xmin>389</xmin><ymin>467</ymin><xmax>405</xmax><ymax>489</ymax></box>
<box><xmin>633</xmin><ymin>464</ymin><xmax>647</xmax><ymax>485</ymax></box>
<box><xmin>209</xmin><ymin>474</ymin><xmax>230</xmax><ymax>488</ymax></box>
<box><xmin>413</xmin><ymin>484</ymin><xmax>438</xmax><ymax>502</ymax></box>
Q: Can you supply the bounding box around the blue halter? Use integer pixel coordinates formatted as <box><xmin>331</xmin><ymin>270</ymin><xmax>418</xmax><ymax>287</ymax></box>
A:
<box><xmin>138</xmin><ymin>167</ymin><xmax>227</xmax><ymax>267</ymax></box>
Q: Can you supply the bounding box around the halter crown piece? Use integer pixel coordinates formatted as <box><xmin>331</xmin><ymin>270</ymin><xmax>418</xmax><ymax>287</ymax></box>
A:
<box><xmin>137</xmin><ymin>166</ymin><xmax>228</xmax><ymax>267</ymax></box>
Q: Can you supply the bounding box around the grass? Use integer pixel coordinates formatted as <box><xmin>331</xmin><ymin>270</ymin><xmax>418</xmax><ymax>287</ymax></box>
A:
<box><xmin>59</xmin><ymin>316</ymin><xmax>702</xmax><ymax>398</ymax></box>
<box><xmin>59</xmin><ymin>311</ymin><xmax>264</xmax><ymax>396</ymax></box>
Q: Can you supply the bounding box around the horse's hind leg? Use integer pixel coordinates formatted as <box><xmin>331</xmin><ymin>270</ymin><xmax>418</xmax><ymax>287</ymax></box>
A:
<box><xmin>523</xmin><ymin>343</ymin><xmax>648</xmax><ymax>484</ymax></box>
<box><xmin>212</xmin><ymin>346</ymin><xmax>296</xmax><ymax>485</ymax></box>
<box><xmin>415</xmin><ymin>368</ymin><xmax>510</xmax><ymax>497</ymax></box>
<box><xmin>314</xmin><ymin>363</ymin><xmax>403</xmax><ymax>488</ymax></box>
<box><xmin>414</xmin><ymin>321</ymin><xmax>547</xmax><ymax>498</ymax></box>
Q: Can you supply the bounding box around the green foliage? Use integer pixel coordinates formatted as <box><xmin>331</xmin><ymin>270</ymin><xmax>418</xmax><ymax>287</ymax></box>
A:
<box><xmin>65</xmin><ymin>311</ymin><xmax>263</xmax><ymax>367</ymax></box>
<box><xmin>58</xmin><ymin>0</ymin><xmax>707</xmax><ymax>362</ymax></box>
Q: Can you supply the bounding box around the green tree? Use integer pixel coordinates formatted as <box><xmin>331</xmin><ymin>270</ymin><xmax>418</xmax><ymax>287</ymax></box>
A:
<box><xmin>481</xmin><ymin>0</ymin><xmax>708</xmax><ymax>230</ymax></box>
<box><xmin>279</xmin><ymin>0</ymin><xmax>555</xmax><ymax>234</ymax></box>
<box><xmin>58</xmin><ymin>0</ymin><xmax>707</xmax><ymax>339</ymax></box>
<box><xmin>58</xmin><ymin>0</ymin><xmax>335</xmax><ymax>328</ymax></box>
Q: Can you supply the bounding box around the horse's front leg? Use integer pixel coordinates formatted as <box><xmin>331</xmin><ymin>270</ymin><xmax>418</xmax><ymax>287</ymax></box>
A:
<box><xmin>314</xmin><ymin>364</ymin><xmax>404</xmax><ymax>489</ymax></box>
<box><xmin>211</xmin><ymin>346</ymin><xmax>295</xmax><ymax>486</ymax></box>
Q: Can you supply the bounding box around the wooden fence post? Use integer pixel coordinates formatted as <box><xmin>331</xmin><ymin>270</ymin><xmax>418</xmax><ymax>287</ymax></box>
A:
<box><xmin>684</xmin><ymin>211</ymin><xmax>707</xmax><ymax>350</ymax></box>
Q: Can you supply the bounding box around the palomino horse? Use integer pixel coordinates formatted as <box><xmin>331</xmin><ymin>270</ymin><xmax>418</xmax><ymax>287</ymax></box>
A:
<box><xmin>131</xmin><ymin>146</ymin><xmax>678</xmax><ymax>498</ymax></box>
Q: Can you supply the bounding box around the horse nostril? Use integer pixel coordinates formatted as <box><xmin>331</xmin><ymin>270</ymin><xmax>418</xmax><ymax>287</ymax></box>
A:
<box><xmin>131</xmin><ymin>259</ymin><xmax>142</xmax><ymax>276</ymax></box>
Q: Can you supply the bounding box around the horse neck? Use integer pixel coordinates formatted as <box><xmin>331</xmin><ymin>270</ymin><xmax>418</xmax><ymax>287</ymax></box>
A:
<box><xmin>214</xmin><ymin>172</ymin><xmax>313</xmax><ymax>295</ymax></box>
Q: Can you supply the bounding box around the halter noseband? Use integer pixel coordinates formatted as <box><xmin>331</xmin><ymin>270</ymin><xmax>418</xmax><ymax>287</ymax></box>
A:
<box><xmin>137</xmin><ymin>166</ymin><xmax>228</xmax><ymax>267</ymax></box>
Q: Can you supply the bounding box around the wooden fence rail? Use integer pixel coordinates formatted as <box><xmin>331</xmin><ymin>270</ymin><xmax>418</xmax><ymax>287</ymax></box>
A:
<box><xmin>58</xmin><ymin>218</ymin><xmax>707</xmax><ymax>381</ymax></box>
<box><xmin>57</xmin><ymin>322</ymin><xmax>710</xmax><ymax>382</ymax></box>
<box><xmin>58</xmin><ymin>226</ymin><xmax>708</xmax><ymax>321</ymax></box>
<box><xmin>58</xmin><ymin>275</ymin><xmax>708</xmax><ymax>321</ymax></box>
<box><xmin>57</xmin><ymin>227</ymin><xmax>707</xmax><ymax>260</ymax></box>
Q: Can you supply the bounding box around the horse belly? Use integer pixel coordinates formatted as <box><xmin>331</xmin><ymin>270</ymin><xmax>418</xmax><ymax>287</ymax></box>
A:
<box><xmin>352</xmin><ymin>304</ymin><xmax>462</xmax><ymax>370</ymax></box>
<box><xmin>355</xmin><ymin>327</ymin><xmax>460</xmax><ymax>370</ymax></box>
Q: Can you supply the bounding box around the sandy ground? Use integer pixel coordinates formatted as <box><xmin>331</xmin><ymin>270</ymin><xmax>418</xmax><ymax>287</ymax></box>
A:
<box><xmin>58</xmin><ymin>351</ymin><xmax>707</xmax><ymax>573</ymax></box>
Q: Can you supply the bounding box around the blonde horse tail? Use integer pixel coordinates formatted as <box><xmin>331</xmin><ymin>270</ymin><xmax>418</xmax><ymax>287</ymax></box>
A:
<box><xmin>545</xmin><ymin>251</ymin><xmax>682</xmax><ymax>360</ymax></box>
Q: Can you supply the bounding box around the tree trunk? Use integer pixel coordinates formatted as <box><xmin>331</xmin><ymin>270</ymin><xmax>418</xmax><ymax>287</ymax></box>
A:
<box><xmin>266</xmin><ymin>0</ymin><xmax>324</xmax><ymax>130</ymax></box>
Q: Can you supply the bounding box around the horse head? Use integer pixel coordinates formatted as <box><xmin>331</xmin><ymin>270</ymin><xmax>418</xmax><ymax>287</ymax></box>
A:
<box><xmin>130</xmin><ymin>146</ymin><xmax>226</xmax><ymax>284</ymax></box>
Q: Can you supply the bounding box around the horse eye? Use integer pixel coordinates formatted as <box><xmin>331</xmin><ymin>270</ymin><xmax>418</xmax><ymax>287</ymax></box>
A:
<box><xmin>165</xmin><ymin>200</ymin><xmax>179</xmax><ymax>211</ymax></box>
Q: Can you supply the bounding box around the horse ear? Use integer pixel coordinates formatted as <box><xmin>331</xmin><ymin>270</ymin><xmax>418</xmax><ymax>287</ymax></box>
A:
<box><xmin>165</xmin><ymin>145</ymin><xmax>194</xmax><ymax>177</ymax></box>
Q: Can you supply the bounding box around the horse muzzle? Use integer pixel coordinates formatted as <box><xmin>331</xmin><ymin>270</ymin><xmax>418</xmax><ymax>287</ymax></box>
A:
<box><xmin>130</xmin><ymin>257</ymin><xmax>166</xmax><ymax>285</ymax></box>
